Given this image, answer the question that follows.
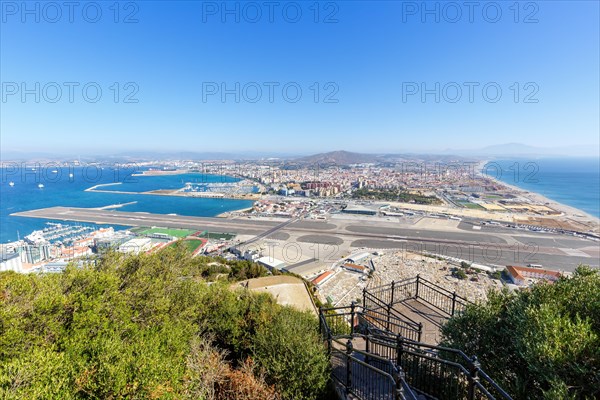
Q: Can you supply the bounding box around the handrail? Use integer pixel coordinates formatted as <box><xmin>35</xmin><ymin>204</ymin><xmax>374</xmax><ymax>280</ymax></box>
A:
<box><xmin>366</xmin><ymin>275</ymin><xmax>471</xmax><ymax>318</ymax></box>
<box><xmin>332</xmin><ymin>336</ymin><xmax>401</xmax><ymax>370</ymax></box>
<box><xmin>364</xmin><ymin>330</ymin><xmax>475</xmax><ymax>366</ymax></box>
<box><xmin>368</xmin><ymin>276</ymin><xmax>416</xmax><ymax>293</ymax></box>
<box><xmin>478</xmin><ymin>368</ymin><xmax>514</xmax><ymax>399</ymax></box>
<box><xmin>319</xmin><ymin>276</ymin><xmax>513</xmax><ymax>400</ymax></box>
<box><xmin>330</xmin><ymin>337</ymin><xmax>419</xmax><ymax>400</ymax></box>
<box><xmin>418</xmin><ymin>276</ymin><xmax>469</xmax><ymax>303</ymax></box>
<box><xmin>362</xmin><ymin>308</ymin><xmax>420</xmax><ymax>330</ymax></box>
<box><xmin>363</xmin><ymin>291</ymin><xmax>422</xmax><ymax>328</ymax></box>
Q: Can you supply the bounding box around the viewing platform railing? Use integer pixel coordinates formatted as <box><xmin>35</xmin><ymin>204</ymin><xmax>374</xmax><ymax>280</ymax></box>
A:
<box><xmin>366</xmin><ymin>275</ymin><xmax>470</xmax><ymax>318</ymax></box>
<box><xmin>319</xmin><ymin>275</ymin><xmax>512</xmax><ymax>400</ymax></box>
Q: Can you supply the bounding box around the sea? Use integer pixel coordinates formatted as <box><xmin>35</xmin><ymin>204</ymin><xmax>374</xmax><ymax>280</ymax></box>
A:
<box><xmin>482</xmin><ymin>157</ymin><xmax>600</xmax><ymax>218</ymax></box>
<box><xmin>0</xmin><ymin>167</ymin><xmax>254</xmax><ymax>243</ymax></box>
<box><xmin>1</xmin><ymin>158</ymin><xmax>599</xmax><ymax>244</ymax></box>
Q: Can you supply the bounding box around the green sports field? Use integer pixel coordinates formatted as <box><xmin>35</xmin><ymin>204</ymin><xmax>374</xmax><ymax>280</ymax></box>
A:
<box><xmin>168</xmin><ymin>239</ymin><xmax>205</xmax><ymax>252</ymax></box>
<box><xmin>457</xmin><ymin>201</ymin><xmax>484</xmax><ymax>210</ymax></box>
<box><xmin>193</xmin><ymin>231</ymin><xmax>236</xmax><ymax>240</ymax></box>
<box><xmin>139</xmin><ymin>227</ymin><xmax>197</xmax><ymax>238</ymax></box>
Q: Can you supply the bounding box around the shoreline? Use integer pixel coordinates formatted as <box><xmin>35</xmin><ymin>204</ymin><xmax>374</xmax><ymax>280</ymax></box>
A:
<box><xmin>477</xmin><ymin>160</ymin><xmax>599</xmax><ymax>232</ymax></box>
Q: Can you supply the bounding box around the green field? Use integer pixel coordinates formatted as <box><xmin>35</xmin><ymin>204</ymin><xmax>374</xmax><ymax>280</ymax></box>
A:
<box><xmin>139</xmin><ymin>227</ymin><xmax>196</xmax><ymax>238</ymax></box>
<box><xmin>457</xmin><ymin>201</ymin><xmax>484</xmax><ymax>210</ymax></box>
<box><xmin>193</xmin><ymin>231</ymin><xmax>236</xmax><ymax>240</ymax></box>
<box><xmin>168</xmin><ymin>239</ymin><xmax>204</xmax><ymax>252</ymax></box>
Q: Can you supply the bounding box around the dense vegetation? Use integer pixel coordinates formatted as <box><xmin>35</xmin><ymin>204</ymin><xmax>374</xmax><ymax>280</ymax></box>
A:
<box><xmin>0</xmin><ymin>247</ymin><xmax>330</xmax><ymax>400</ymax></box>
<box><xmin>441</xmin><ymin>266</ymin><xmax>600</xmax><ymax>399</ymax></box>
<box><xmin>352</xmin><ymin>188</ymin><xmax>440</xmax><ymax>204</ymax></box>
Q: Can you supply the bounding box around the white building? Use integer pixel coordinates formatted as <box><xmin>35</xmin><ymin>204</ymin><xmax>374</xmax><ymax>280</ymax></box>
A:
<box><xmin>0</xmin><ymin>253</ymin><xmax>22</xmax><ymax>272</ymax></box>
<box><xmin>119</xmin><ymin>238</ymin><xmax>152</xmax><ymax>255</ymax></box>
<box><xmin>346</xmin><ymin>252</ymin><xmax>371</xmax><ymax>264</ymax></box>
<box><xmin>257</xmin><ymin>256</ymin><xmax>287</xmax><ymax>272</ymax></box>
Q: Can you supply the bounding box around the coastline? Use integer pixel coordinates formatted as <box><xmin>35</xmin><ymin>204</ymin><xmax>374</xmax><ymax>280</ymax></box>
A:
<box><xmin>83</xmin><ymin>188</ymin><xmax>259</xmax><ymax>202</ymax></box>
<box><xmin>477</xmin><ymin>160</ymin><xmax>599</xmax><ymax>232</ymax></box>
<box><xmin>216</xmin><ymin>207</ymin><xmax>254</xmax><ymax>218</ymax></box>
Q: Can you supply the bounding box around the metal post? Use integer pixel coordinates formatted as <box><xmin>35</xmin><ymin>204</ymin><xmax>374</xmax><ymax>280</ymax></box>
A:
<box><xmin>362</xmin><ymin>287</ymin><xmax>366</xmax><ymax>310</ymax></box>
<box><xmin>390</xmin><ymin>280</ymin><xmax>395</xmax><ymax>305</ymax></box>
<box><xmin>386</xmin><ymin>303</ymin><xmax>391</xmax><ymax>331</ymax></box>
<box><xmin>394</xmin><ymin>370</ymin><xmax>408</xmax><ymax>400</ymax></box>
<box><xmin>396</xmin><ymin>333</ymin><xmax>404</xmax><ymax>367</ymax></box>
<box><xmin>415</xmin><ymin>274</ymin><xmax>420</xmax><ymax>299</ymax></box>
<box><xmin>319</xmin><ymin>307</ymin><xmax>323</xmax><ymax>337</ymax></box>
<box><xmin>417</xmin><ymin>322</ymin><xmax>423</xmax><ymax>343</ymax></box>
<box><xmin>365</xmin><ymin>326</ymin><xmax>371</xmax><ymax>364</ymax></box>
<box><xmin>350</xmin><ymin>301</ymin><xmax>356</xmax><ymax>335</ymax></box>
<box><xmin>468</xmin><ymin>355</ymin><xmax>481</xmax><ymax>400</ymax></box>
<box><xmin>345</xmin><ymin>339</ymin><xmax>353</xmax><ymax>393</ymax></box>
<box><xmin>451</xmin><ymin>291</ymin><xmax>457</xmax><ymax>316</ymax></box>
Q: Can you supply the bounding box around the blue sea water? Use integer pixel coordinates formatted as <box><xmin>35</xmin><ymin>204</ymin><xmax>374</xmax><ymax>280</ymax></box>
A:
<box><xmin>0</xmin><ymin>167</ymin><xmax>253</xmax><ymax>243</ymax></box>
<box><xmin>482</xmin><ymin>158</ymin><xmax>600</xmax><ymax>218</ymax></box>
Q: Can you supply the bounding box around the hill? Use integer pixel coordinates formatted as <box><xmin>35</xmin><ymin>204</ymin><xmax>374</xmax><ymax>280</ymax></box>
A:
<box><xmin>295</xmin><ymin>150</ymin><xmax>382</xmax><ymax>165</ymax></box>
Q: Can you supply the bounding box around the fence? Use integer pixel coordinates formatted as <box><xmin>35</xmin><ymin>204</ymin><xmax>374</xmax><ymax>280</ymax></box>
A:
<box><xmin>362</xmin><ymin>330</ymin><xmax>513</xmax><ymax>400</ymax></box>
<box><xmin>366</xmin><ymin>275</ymin><xmax>469</xmax><ymax>318</ymax></box>
<box><xmin>318</xmin><ymin>275</ymin><xmax>512</xmax><ymax>400</ymax></box>
<box><xmin>330</xmin><ymin>337</ymin><xmax>419</xmax><ymax>400</ymax></box>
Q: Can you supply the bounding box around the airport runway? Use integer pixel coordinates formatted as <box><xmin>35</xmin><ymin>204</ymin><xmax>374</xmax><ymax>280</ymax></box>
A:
<box><xmin>12</xmin><ymin>207</ymin><xmax>599</xmax><ymax>271</ymax></box>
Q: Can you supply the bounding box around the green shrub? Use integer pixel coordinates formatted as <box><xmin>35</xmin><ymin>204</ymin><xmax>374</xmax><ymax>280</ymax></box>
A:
<box><xmin>253</xmin><ymin>307</ymin><xmax>330</xmax><ymax>400</ymax></box>
<box><xmin>441</xmin><ymin>266</ymin><xmax>600</xmax><ymax>399</ymax></box>
<box><xmin>0</xmin><ymin>250</ymin><xmax>329</xmax><ymax>400</ymax></box>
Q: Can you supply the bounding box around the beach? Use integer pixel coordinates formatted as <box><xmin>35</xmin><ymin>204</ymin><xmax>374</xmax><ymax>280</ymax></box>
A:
<box><xmin>477</xmin><ymin>160</ymin><xmax>600</xmax><ymax>233</ymax></box>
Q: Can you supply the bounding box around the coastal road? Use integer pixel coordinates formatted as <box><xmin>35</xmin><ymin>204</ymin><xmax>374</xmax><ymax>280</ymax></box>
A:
<box><xmin>12</xmin><ymin>207</ymin><xmax>599</xmax><ymax>271</ymax></box>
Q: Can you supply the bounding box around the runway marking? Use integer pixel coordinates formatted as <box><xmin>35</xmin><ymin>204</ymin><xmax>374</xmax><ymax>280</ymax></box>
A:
<box><xmin>559</xmin><ymin>248</ymin><xmax>591</xmax><ymax>257</ymax></box>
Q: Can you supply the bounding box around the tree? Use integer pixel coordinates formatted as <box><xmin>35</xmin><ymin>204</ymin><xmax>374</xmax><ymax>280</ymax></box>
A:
<box><xmin>0</xmin><ymin>249</ymin><xmax>330</xmax><ymax>399</ymax></box>
<box><xmin>253</xmin><ymin>308</ymin><xmax>330</xmax><ymax>400</ymax></box>
<box><xmin>441</xmin><ymin>266</ymin><xmax>600</xmax><ymax>399</ymax></box>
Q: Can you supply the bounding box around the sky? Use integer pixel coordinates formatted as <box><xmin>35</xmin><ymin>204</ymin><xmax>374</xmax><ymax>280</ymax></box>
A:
<box><xmin>1</xmin><ymin>0</ymin><xmax>599</xmax><ymax>156</ymax></box>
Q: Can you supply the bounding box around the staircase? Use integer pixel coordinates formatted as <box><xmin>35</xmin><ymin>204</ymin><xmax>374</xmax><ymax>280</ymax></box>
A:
<box><xmin>319</xmin><ymin>276</ymin><xmax>512</xmax><ymax>400</ymax></box>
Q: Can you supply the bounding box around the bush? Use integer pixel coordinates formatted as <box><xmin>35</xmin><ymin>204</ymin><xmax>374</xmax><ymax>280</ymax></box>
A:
<box><xmin>452</xmin><ymin>268</ymin><xmax>467</xmax><ymax>280</ymax></box>
<box><xmin>253</xmin><ymin>308</ymin><xmax>330</xmax><ymax>400</ymax></box>
<box><xmin>0</xmin><ymin>249</ymin><xmax>330</xmax><ymax>399</ymax></box>
<box><xmin>441</xmin><ymin>266</ymin><xmax>600</xmax><ymax>399</ymax></box>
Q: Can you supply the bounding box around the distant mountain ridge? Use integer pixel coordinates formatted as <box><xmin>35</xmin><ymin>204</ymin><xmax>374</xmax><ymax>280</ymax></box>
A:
<box><xmin>294</xmin><ymin>150</ymin><xmax>382</xmax><ymax>165</ymax></box>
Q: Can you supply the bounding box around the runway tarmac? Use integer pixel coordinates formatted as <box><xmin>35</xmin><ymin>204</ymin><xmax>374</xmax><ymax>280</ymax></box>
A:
<box><xmin>12</xmin><ymin>206</ymin><xmax>599</xmax><ymax>271</ymax></box>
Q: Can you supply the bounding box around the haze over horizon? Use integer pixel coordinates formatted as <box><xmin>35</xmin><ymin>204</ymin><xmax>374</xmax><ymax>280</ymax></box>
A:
<box><xmin>1</xmin><ymin>144</ymin><xmax>599</xmax><ymax>161</ymax></box>
<box><xmin>1</xmin><ymin>1</ymin><xmax>599</xmax><ymax>156</ymax></box>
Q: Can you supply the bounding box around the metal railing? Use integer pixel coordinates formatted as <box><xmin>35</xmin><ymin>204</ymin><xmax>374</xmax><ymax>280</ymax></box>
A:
<box><xmin>361</xmin><ymin>292</ymin><xmax>423</xmax><ymax>342</ymax></box>
<box><xmin>362</xmin><ymin>330</ymin><xmax>512</xmax><ymax>400</ymax></box>
<box><xmin>330</xmin><ymin>337</ymin><xmax>418</xmax><ymax>400</ymax></box>
<box><xmin>367</xmin><ymin>275</ymin><xmax>470</xmax><ymax>318</ymax></box>
<box><xmin>319</xmin><ymin>275</ymin><xmax>512</xmax><ymax>400</ymax></box>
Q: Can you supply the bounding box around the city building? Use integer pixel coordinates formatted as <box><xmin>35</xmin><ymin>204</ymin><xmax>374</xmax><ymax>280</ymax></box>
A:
<box><xmin>21</xmin><ymin>244</ymin><xmax>51</xmax><ymax>264</ymax></box>
<box><xmin>343</xmin><ymin>263</ymin><xmax>370</xmax><ymax>274</ymax></box>
<box><xmin>257</xmin><ymin>256</ymin><xmax>287</xmax><ymax>272</ymax></box>
<box><xmin>0</xmin><ymin>252</ymin><xmax>22</xmax><ymax>272</ymax></box>
<box><xmin>311</xmin><ymin>270</ymin><xmax>335</xmax><ymax>287</ymax></box>
<box><xmin>342</xmin><ymin>204</ymin><xmax>378</xmax><ymax>216</ymax></box>
<box><xmin>346</xmin><ymin>252</ymin><xmax>371</xmax><ymax>264</ymax></box>
<box><xmin>506</xmin><ymin>265</ymin><xmax>562</xmax><ymax>286</ymax></box>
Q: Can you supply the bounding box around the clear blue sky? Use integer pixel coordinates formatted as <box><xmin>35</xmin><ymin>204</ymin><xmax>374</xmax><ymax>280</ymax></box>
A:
<box><xmin>1</xmin><ymin>1</ymin><xmax>599</xmax><ymax>155</ymax></box>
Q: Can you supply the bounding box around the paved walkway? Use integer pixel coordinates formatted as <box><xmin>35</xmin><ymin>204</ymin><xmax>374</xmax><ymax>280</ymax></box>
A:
<box><xmin>393</xmin><ymin>299</ymin><xmax>448</xmax><ymax>344</ymax></box>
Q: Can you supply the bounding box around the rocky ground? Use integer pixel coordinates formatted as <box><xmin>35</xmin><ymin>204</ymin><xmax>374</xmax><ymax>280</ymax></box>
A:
<box><xmin>370</xmin><ymin>251</ymin><xmax>502</xmax><ymax>303</ymax></box>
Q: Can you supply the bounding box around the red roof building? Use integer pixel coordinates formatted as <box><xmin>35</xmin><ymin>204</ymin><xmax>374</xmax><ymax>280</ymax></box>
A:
<box><xmin>506</xmin><ymin>265</ymin><xmax>561</xmax><ymax>286</ymax></box>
